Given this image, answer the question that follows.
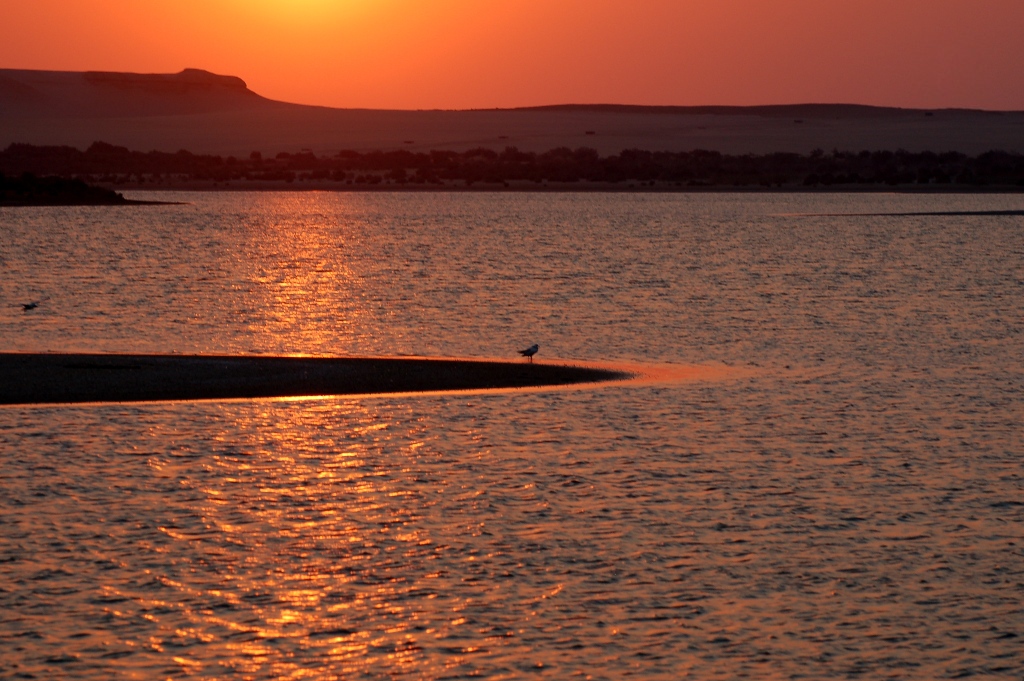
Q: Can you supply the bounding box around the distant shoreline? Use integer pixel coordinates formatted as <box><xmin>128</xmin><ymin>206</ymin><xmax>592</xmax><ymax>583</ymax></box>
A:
<box><xmin>5</xmin><ymin>178</ymin><xmax>1024</xmax><ymax>207</ymax></box>
<box><xmin>1</xmin><ymin>197</ymin><xmax>180</xmax><ymax>206</ymax></box>
<box><xmin>5</xmin><ymin>143</ymin><xmax>1023</xmax><ymax>197</ymax></box>
<box><xmin>0</xmin><ymin>173</ymin><xmax>180</xmax><ymax>206</ymax></box>
<box><xmin>7</xmin><ymin>184</ymin><xmax>1024</xmax><ymax>205</ymax></box>
<box><xmin>107</xmin><ymin>180</ymin><xmax>1024</xmax><ymax>194</ymax></box>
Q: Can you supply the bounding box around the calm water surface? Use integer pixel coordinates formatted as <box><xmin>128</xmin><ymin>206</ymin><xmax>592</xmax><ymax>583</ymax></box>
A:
<box><xmin>1</xmin><ymin>192</ymin><xmax>1022</xmax><ymax>679</ymax></box>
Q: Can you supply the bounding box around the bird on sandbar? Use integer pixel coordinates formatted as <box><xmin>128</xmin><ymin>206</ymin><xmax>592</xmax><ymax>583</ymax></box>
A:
<box><xmin>519</xmin><ymin>343</ymin><xmax>539</xmax><ymax>362</ymax></box>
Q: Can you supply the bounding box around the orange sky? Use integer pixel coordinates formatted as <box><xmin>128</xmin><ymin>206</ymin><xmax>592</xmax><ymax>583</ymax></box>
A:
<box><xmin>3</xmin><ymin>0</ymin><xmax>1024</xmax><ymax>110</ymax></box>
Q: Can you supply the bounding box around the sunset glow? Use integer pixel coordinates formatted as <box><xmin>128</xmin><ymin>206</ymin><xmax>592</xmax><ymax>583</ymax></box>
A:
<box><xmin>237</xmin><ymin>0</ymin><xmax>380</xmax><ymax>27</ymax></box>
<box><xmin>3</xmin><ymin>0</ymin><xmax>1024</xmax><ymax>110</ymax></box>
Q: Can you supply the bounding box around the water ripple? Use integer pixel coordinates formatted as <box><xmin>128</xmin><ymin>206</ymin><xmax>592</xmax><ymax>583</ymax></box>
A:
<box><xmin>1</xmin><ymin>192</ymin><xmax>1023</xmax><ymax>678</ymax></box>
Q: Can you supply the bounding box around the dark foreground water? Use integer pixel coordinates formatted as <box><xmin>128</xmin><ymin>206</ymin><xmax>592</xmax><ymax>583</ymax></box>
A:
<box><xmin>1</xmin><ymin>192</ymin><xmax>1022</xmax><ymax>679</ymax></box>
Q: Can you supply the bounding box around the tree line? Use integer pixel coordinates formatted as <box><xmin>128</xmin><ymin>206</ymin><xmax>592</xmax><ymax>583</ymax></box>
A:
<box><xmin>2</xmin><ymin>142</ymin><xmax>1023</xmax><ymax>188</ymax></box>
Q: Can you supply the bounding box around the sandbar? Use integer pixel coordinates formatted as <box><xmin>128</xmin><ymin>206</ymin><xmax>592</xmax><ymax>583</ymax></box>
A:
<box><xmin>0</xmin><ymin>353</ymin><xmax>632</xmax><ymax>405</ymax></box>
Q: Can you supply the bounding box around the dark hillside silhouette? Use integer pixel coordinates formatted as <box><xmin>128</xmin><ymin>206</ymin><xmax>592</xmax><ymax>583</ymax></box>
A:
<box><xmin>0</xmin><ymin>68</ymin><xmax>268</xmax><ymax>118</ymax></box>
<box><xmin>517</xmin><ymin>103</ymin><xmax>935</xmax><ymax>118</ymax></box>
<box><xmin>2</xmin><ymin>69</ymin><xmax>1023</xmax><ymax>157</ymax></box>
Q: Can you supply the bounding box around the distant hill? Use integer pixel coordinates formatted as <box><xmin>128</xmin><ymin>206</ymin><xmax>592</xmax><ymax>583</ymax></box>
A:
<box><xmin>516</xmin><ymin>102</ymin><xmax>1022</xmax><ymax>120</ymax></box>
<box><xmin>0</xmin><ymin>68</ymin><xmax>269</xmax><ymax>118</ymax></box>
<box><xmin>2</xmin><ymin>68</ymin><xmax>1023</xmax><ymax>156</ymax></box>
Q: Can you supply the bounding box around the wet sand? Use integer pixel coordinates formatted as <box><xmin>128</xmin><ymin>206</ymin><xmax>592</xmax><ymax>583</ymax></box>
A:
<box><xmin>0</xmin><ymin>354</ymin><xmax>631</xmax><ymax>405</ymax></box>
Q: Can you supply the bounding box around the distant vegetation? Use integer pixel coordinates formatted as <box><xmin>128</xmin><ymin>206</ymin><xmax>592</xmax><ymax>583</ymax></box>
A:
<box><xmin>2</xmin><ymin>142</ymin><xmax>1024</xmax><ymax>189</ymax></box>
<box><xmin>0</xmin><ymin>172</ymin><xmax>132</xmax><ymax>206</ymax></box>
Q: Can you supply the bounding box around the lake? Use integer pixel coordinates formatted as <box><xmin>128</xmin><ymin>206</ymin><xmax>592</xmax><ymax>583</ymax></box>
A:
<box><xmin>1</xmin><ymin>191</ymin><xmax>1022</xmax><ymax>679</ymax></box>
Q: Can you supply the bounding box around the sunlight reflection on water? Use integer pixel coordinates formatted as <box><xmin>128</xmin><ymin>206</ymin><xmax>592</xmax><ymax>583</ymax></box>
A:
<box><xmin>1</xmin><ymin>192</ymin><xmax>1023</xmax><ymax>679</ymax></box>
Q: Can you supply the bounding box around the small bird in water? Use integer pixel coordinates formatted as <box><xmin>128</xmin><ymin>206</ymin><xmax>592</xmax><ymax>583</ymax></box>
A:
<box><xmin>20</xmin><ymin>296</ymin><xmax>48</xmax><ymax>311</ymax></box>
<box><xmin>519</xmin><ymin>343</ymin><xmax>539</xmax><ymax>362</ymax></box>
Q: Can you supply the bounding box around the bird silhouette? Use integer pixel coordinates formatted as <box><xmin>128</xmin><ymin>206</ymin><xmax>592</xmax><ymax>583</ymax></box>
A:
<box><xmin>519</xmin><ymin>343</ymin><xmax>539</xmax><ymax>362</ymax></box>
<box><xmin>20</xmin><ymin>296</ymin><xmax>49</xmax><ymax>311</ymax></box>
